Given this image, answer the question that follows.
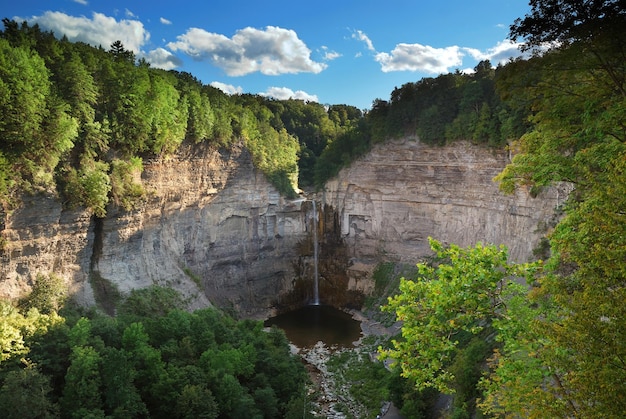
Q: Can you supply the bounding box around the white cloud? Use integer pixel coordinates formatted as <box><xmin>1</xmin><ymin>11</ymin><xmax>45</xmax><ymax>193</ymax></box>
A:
<box><xmin>210</xmin><ymin>82</ymin><xmax>243</xmax><ymax>95</ymax></box>
<box><xmin>168</xmin><ymin>26</ymin><xmax>326</xmax><ymax>76</ymax></box>
<box><xmin>260</xmin><ymin>87</ymin><xmax>318</xmax><ymax>102</ymax></box>
<box><xmin>320</xmin><ymin>46</ymin><xmax>341</xmax><ymax>61</ymax></box>
<box><xmin>142</xmin><ymin>48</ymin><xmax>182</xmax><ymax>70</ymax></box>
<box><xmin>463</xmin><ymin>40</ymin><xmax>524</xmax><ymax>65</ymax></box>
<box><xmin>375</xmin><ymin>43</ymin><xmax>463</xmax><ymax>73</ymax></box>
<box><xmin>17</xmin><ymin>11</ymin><xmax>149</xmax><ymax>53</ymax></box>
<box><xmin>73</xmin><ymin>0</ymin><xmax>88</xmax><ymax>5</ymax></box>
<box><xmin>323</xmin><ymin>50</ymin><xmax>341</xmax><ymax>60</ymax></box>
<box><xmin>160</xmin><ymin>17</ymin><xmax>172</xmax><ymax>25</ymax></box>
<box><xmin>352</xmin><ymin>29</ymin><xmax>375</xmax><ymax>51</ymax></box>
<box><xmin>125</xmin><ymin>9</ymin><xmax>136</xmax><ymax>18</ymax></box>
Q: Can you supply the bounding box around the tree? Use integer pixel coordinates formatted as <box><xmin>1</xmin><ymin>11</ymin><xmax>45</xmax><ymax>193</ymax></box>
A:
<box><xmin>0</xmin><ymin>364</ymin><xmax>59</xmax><ymax>419</ymax></box>
<box><xmin>0</xmin><ymin>38</ymin><xmax>50</xmax><ymax>152</ymax></box>
<box><xmin>379</xmin><ymin>238</ymin><xmax>536</xmax><ymax>394</ymax></box>
<box><xmin>109</xmin><ymin>40</ymin><xmax>135</xmax><ymax>63</ymax></box>
<box><xmin>510</xmin><ymin>0</ymin><xmax>626</xmax><ymax>49</ymax></box>
<box><xmin>18</xmin><ymin>273</ymin><xmax>67</xmax><ymax>314</ymax></box>
<box><xmin>100</xmin><ymin>347</ymin><xmax>148</xmax><ymax>418</ymax></box>
<box><xmin>486</xmin><ymin>2</ymin><xmax>626</xmax><ymax>416</ymax></box>
<box><xmin>0</xmin><ymin>300</ymin><xmax>63</xmax><ymax>365</ymax></box>
<box><xmin>61</xmin><ymin>345</ymin><xmax>105</xmax><ymax>418</ymax></box>
<box><xmin>176</xmin><ymin>384</ymin><xmax>218</xmax><ymax>419</ymax></box>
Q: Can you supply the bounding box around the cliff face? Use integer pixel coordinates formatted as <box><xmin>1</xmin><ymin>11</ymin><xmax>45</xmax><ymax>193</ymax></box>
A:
<box><xmin>0</xmin><ymin>194</ymin><xmax>94</xmax><ymax>304</ymax></box>
<box><xmin>0</xmin><ymin>143</ymin><xmax>310</xmax><ymax>318</ymax></box>
<box><xmin>322</xmin><ymin>138</ymin><xmax>568</xmax><ymax>293</ymax></box>
<box><xmin>0</xmin><ymin>138</ymin><xmax>566</xmax><ymax>317</ymax></box>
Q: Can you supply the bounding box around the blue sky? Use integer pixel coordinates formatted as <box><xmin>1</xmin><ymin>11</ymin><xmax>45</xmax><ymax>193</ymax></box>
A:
<box><xmin>5</xmin><ymin>0</ymin><xmax>531</xmax><ymax>109</ymax></box>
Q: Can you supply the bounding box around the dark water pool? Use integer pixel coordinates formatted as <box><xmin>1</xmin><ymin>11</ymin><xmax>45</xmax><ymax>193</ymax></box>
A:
<box><xmin>264</xmin><ymin>305</ymin><xmax>362</xmax><ymax>348</ymax></box>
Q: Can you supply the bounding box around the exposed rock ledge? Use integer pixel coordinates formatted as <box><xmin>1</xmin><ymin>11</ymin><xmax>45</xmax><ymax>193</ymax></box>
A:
<box><xmin>0</xmin><ymin>143</ymin><xmax>310</xmax><ymax>318</ymax></box>
<box><xmin>322</xmin><ymin>137</ymin><xmax>569</xmax><ymax>294</ymax></box>
<box><xmin>0</xmin><ymin>138</ymin><xmax>568</xmax><ymax>317</ymax></box>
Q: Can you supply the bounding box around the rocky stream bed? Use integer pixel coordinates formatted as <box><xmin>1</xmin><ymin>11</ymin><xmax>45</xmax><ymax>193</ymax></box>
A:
<box><xmin>285</xmin><ymin>310</ymin><xmax>402</xmax><ymax>418</ymax></box>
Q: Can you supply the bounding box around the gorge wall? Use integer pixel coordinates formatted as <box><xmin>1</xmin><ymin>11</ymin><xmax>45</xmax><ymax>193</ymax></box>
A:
<box><xmin>0</xmin><ymin>143</ymin><xmax>311</xmax><ymax>318</ymax></box>
<box><xmin>322</xmin><ymin>137</ymin><xmax>569</xmax><ymax>295</ymax></box>
<box><xmin>0</xmin><ymin>138</ymin><xmax>566</xmax><ymax>317</ymax></box>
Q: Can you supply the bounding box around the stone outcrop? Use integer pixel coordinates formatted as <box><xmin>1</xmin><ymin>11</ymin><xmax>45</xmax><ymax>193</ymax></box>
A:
<box><xmin>0</xmin><ymin>143</ymin><xmax>310</xmax><ymax>318</ymax></box>
<box><xmin>322</xmin><ymin>137</ymin><xmax>568</xmax><ymax>294</ymax></box>
<box><xmin>0</xmin><ymin>194</ymin><xmax>95</xmax><ymax>304</ymax></box>
<box><xmin>0</xmin><ymin>138</ymin><xmax>566</xmax><ymax>317</ymax></box>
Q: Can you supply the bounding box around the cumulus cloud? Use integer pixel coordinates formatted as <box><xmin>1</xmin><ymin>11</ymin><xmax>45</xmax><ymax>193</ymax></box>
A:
<box><xmin>160</xmin><ymin>17</ymin><xmax>172</xmax><ymax>25</ymax></box>
<box><xmin>375</xmin><ymin>43</ymin><xmax>463</xmax><ymax>73</ymax></box>
<box><xmin>17</xmin><ymin>11</ymin><xmax>149</xmax><ymax>53</ymax></box>
<box><xmin>463</xmin><ymin>40</ymin><xmax>524</xmax><ymax>65</ymax></box>
<box><xmin>168</xmin><ymin>26</ymin><xmax>326</xmax><ymax>76</ymax></box>
<box><xmin>143</xmin><ymin>47</ymin><xmax>182</xmax><ymax>70</ymax></box>
<box><xmin>210</xmin><ymin>82</ymin><xmax>243</xmax><ymax>95</ymax></box>
<box><xmin>260</xmin><ymin>87</ymin><xmax>318</xmax><ymax>102</ymax></box>
<box><xmin>320</xmin><ymin>46</ymin><xmax>341</xmax><ymax>61</ymax></box>
<box><xmin>352</xmin><ymin>29</ymin><xmax>375</xmax><ymax>51</ymax></box>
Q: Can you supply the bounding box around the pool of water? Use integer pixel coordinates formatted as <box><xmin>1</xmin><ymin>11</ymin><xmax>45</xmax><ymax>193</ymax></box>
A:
<box><xmin>264</xmin><ymin>305</ymin><xmax>362</xmax><ymax>348</ymax></box>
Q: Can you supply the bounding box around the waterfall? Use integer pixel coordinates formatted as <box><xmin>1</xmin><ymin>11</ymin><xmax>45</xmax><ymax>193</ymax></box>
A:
<box><xmin>311</xmin><ymin>200</ymin><xmax>320</xmax><ymax>305</ymax></box>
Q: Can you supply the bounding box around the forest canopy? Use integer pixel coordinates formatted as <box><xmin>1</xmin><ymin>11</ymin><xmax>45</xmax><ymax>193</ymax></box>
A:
<box><xmin>2</xmin><ymin>0</ymin><xmax>626</xmax><ymax>416</ymax></box>
<box><xmin>0</xmin><ymin>17</ymin><xmax>529</xmax><ymax>212</ymax></box>
<box><xmin>0</xmin><ymin>286</ymin><xmax>309</xmax><ymax>418</ymax></box>
<box><xmin>382</xmin><ymin>1</ymin><xmax>626</xmax><ymax>417</ymax></box>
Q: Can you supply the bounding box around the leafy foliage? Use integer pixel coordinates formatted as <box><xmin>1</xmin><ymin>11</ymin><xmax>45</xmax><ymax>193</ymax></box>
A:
<box><xmin>0</xmin><ymin>288</ymin><xmax>307</xmax><ymax>418</ymax></box>
<box><xmin>18</xmin><ymin>273</ymin><xmax>67</xmax><ymax>314</ymax></box>
<box><xmin>0</xmin><ymin>21</ymin><xmax>363</xmax><ymax>210</ymax></box>
<box><xmin>482</xmin><ymin>3</ymin><xmax>626</xmax><ymax>417</ymax></box>
<box><xmin>380</xmin><ymin>239</ymin><xmax>536</xmax><ymax>394</ymax></box>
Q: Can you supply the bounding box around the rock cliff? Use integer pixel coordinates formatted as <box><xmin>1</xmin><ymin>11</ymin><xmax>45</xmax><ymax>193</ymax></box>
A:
<box><xmin>322</xmin><ymin>137</ymin><xmax>568</xmax><ymax>294</ymax></box>
<box><xmin>0</xmin><ymin>138</ymin><xmax>566</xmax><ymax>317</ymax></box>
<box><xmin>0</xmin><ymin>143</ymin><xmax>310</xmax><ymax>318</ymax></box>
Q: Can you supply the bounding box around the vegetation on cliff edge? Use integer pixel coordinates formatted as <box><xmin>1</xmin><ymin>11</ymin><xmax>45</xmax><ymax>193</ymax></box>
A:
<box><xmin>382</xmin><ymin>1</ymin><xmax>626</xmax><ymax>418</ymax></box>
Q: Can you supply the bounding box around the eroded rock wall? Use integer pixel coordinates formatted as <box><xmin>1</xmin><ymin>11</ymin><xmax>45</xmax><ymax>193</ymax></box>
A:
<box><xmin>0</xmin><ymin>138</ymin><xmax>566</xmax><ymax>316</ymax></box>
<box><xmin>322</xmin><ymin>137</ymin><xmax>567</xmax><ymax>293</ymax></box>
<box><xmin>95</xmin><ymin>144</ymin><xmax>309</xmax><ymax>317</ymax></box>
<box><xmin>0</xmin><ymin>143</ymin><xmax>309</xmax><ymax>318</ymax></box>
<box><xmin>0</xmin><ymin>195</ymin><xmax>95</xmax><ymax>304</ymax></box>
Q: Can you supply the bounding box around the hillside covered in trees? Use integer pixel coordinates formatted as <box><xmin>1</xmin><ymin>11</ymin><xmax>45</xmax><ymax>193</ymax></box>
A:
<box><xmin>380</xmin><ymin>1</ymin><xmax>626</xmax><ymax>418</ymax></box>
<box><xmin>2</xmin><ymin>0</ymin><xmax>626</xmax><ymax>417</ymax></box>
<box><xmin>0</xmin><ymin>17</ymin><xmax>529</xmax><ymax>213</ymax></box>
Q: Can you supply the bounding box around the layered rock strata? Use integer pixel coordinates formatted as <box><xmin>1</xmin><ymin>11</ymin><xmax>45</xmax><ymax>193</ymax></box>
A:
<box><xmin>0</xmin><ymin>143</ymin><xmax>310</xmax><ymax>317</ymax></box>
<box><xmin>322</xmin><ymin>137</ymin><xmax>568</xmax><ymax>294</ymax></box>
<box><xmin>0</xmin><ymin>138</ymin><xmax>566</xmax><ymax>316</ymax></box>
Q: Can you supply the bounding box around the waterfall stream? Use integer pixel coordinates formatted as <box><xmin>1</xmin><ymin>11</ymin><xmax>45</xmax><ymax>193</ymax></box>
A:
<box><xmin>312</xmin><ymin>200</ymin><xmax>320</xmax><ymax>305</ymax></box>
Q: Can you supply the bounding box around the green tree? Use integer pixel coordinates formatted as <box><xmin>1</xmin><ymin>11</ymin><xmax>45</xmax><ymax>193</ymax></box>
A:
<box><xmin>61</xmin><ymin>345</ymin><xmax>105</xmax><ymax>418</ymax></box>
<box><xmin>510</xmin><ymin>0</ymin><xmax>626</xmax><ymax>50</ymax></box>
<box><xmin>0</xmin><ymin>38</ymin><xmax>49</xmax><ymax>151</ymax></box>
<box><xmin>176</xmin><ymin>384</ymin><xmax>218</xmax><ymax>419</ymax></box>
<box><xmin>110</xmin><ymin>157</ymin><xmax>145</xmax><ymax>211</ymax></box>
<box><xmin>18</xmin><ymin>272</ymin><xmax>67</xmax><ymax>314</ymax></box>
<box><xmin>0</xmin><ymin>364</ymin><xmax>59</xmax><ymax>419</ymax></box>
<box><xmin>484</xmin><ymin>2</ymin><xmax>626</xmax><ymax>417</ymax></box>
<box><xmin>100</xmin><ymin>347</ymin><xmax>148</xmax><ymax>418</ymax></box>
<box><xmin>148</xmin><ymin>70</ymin><xmax>187</xmax><ymax>154</ymax></box>
<box><xmin>62</xmin><ymin>157</ymin><xmax>111</xmax><ymax>217</ymax></box>
<box><xmin>109</xmin><ymin>40</ymin><xmax>135</xmax><ymax>63</ymax></box>
<box><xmin>379</xmin><ymin>238</ymin><xmax>536</xmax><ymax>394</ymax></box>
<box><xmin>0</xmin><ymin>300</ymin><xmax>63</xmax><ymax>364</ymax></box>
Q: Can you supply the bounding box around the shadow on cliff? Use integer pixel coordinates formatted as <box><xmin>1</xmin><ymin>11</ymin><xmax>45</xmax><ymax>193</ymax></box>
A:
<box><xmin>274</xmin><ymin>201</ymin><xmax>364</xmax><ymax>313</ymax></box>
